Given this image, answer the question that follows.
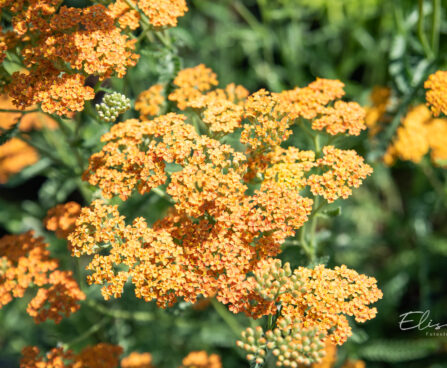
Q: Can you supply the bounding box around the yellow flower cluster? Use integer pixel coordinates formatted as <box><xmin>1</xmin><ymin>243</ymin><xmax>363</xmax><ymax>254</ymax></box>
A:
<box><xmin>385</xmin><ymin>105</ymin><xmax>447</xmax><ymax>166</ymax></box>
<box><xmin>1</xmin><ymin>2</ymin><xmax>139</xmax><ymax>115</ymax></box>
<box><xmin>0</xmin><ymin>231</ymin><xmax>85</xmax><ymax>323</ymax></box>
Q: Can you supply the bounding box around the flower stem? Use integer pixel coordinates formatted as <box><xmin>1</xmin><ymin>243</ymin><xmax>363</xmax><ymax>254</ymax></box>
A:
<box><xmin>210</xmin><ymin>298</ymin><xmax>243</xmax><ymax>336</ymax></box>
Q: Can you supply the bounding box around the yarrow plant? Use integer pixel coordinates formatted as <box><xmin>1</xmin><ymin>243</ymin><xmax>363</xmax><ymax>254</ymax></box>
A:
<box><xmin>0</xmin><ymin>1</ymin><xmax>385</xmax><ymax>367</ymax></box>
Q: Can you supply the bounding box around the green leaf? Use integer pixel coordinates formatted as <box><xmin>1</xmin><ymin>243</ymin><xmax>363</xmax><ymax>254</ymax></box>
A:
<box><xmin>323</xmin><ymin>207</ymin><xmax>342</xmax><ymax>217</ymax></box>
<box><xmin>359</xmin><ymin>339</ymin><xmax>441</xmax><ymax>362</ymax></box>
<box><xmin>0</xmin><ymin>122</ymin><xmax>19</xmax><ymax>145</ymax></box>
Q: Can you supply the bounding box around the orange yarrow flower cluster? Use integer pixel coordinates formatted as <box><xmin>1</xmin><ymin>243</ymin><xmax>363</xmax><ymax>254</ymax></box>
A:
<box><xmin>180</xmin><ymin>351</ymin><xmax>222</xmax><ymax>368</ymax></box>
<box><xmin>138</xmin><ymin>0</ymin><xmax>188</xmax><ymax>28</ymax></box>
<box><xmin>44</xmin><ymin>202</ymin><xmax>82</xmax><ymax>239</ymax></box>
<box><xmin>108</xmin><ymin>0</ymin><xmax>188</xmax><ymax>30</ymax></box>
<box><xmin>425</xmin><ymin>70</ymin><xmax>447</xmax><ymax>117</ymax></box>
<box><xmin>252</xmin><ymin>260</ymin><xmax>382</xmax><ymax>346</ymax></box>
<box><xmin>279</xmin><ymin>264</ymin><xmax>382</xmax><ymax>345</ymax></box>
<box><xmin>135</xmin><ymin>84</ymin><xmax>165</xmax><ymax>118</ymax></box>
<box><xmin>385</xmin><ymin>104</ymin><xmax>447</xmax><ymax>166</ymax></box>
<box><xmin>77</xmin><ymin>65</ymin><xmax>374</xmax><ymax>317</ymax></box>
<box><xmin>0</xmin><ymin>231</ymin><xmax>84</xmax><ymax>323</ymax></box>
<box><xmin>121</xmin><ymin>352</ymin><xmax>154</xmax><ymax>368</ymax></box>
<box><xmin>2</xmin><ymin>2</ymin><xmax>138</xmax><ymax>115</ymax></box>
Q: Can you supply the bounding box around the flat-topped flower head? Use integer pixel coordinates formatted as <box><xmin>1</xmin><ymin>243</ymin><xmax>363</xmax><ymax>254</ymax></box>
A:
<box><xmin>20</xmin><ymin>344</ymin><xmax>123</xmax><ymax>368</ymax></box>
<box><xmin>44</xmin><ymin>202</ymin><xmax>82</xmax><ymax>239</ymax></box>
<box><xmin>121</xmin><ymin>352</ymin><xmax>154</xmax><ymax>368</ymax></box>
<box><xmin>308</xmin><ymin>146</ymin><xmax>373</xmax><ymax>203</ymax></box>
<box><xmin>0</xmin><ymin>231</ymin><xmax>57</xmax><ymax>308</ymax></box>
<box><xmin>384</xmin><ymin>105</ymin><xmax>432</xmax><ymax>165</ymax></box>
<box><xmin>312</xmin><ymin>101</ymin><xmax>366</xmax><ymax>136</ymax></box>
<box><xmin>138</xmin><ymin>0</ymin><xmax>188</xmax><ymax>28</ymax></box>
<box><xmin>425</xmin><ymin>70</ymin><xmax>447</xmax><ymax>117</ymax></box>
<box><xmin>136</xmin><ymin>84</ymin><xmax>165</xmax><ymax>119</ymax></box>
<box><xmin>169</xmin><ymin>64</ymin><xmax>219</xmax><ymax>110</ymax></box>
<box><xmin>180</xmin><ymin>351</ymin><xmax>222</xmax><ymax>368</ymax></box>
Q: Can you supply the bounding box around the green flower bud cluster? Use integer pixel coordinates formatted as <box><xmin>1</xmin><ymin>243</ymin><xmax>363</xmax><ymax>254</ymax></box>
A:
<box><xmin>237</xmin><ymin>319</ymin><xmax>326</xmax><ymax>367</ymax></box>
<box><xmin>96</xmin><ymin>92</ymin><xmax>131</xmax><ymax>122</ymax></box>
<box><xmin>254</xmin><ymin>259</ymin><xmax>305</xmax><ymax>301</ymax></box>
<box><xmin>236</xmin><ymin>326</ymin><xmax>267</xmax><ymax>365</ymax></box>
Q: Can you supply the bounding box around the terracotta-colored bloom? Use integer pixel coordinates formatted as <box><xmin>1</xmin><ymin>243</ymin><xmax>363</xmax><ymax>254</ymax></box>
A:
<box><xmin>21</xmin><ymin>344</ymin><xmax>123</xmax><ymax>368</ymax></box>
<box><xmin>180</xmin><ymin>351</ymin><xmax>222</xmax><ymax>368</ymax></box>
<box><xmin>2</xmin><ymin>3</ymin><xmax>138</xmax><ymax>115</ymax></box>
<box><xmin>8</xmin><ymin>66</ymin><xmax>95</xmax><ymax>116</ymax></box>
<box><xmin>0</xmin><ymin>231</ymin><xmax>84</xmax><ymax>323</ymax></box>
<box><xmin>26</xmin><ymin>270</ymin><xmax>85</xmax><ymax>324</ymax></box>
<box><xmin>0</xmin><ymin>231</ymin><xmax>57</xmax><ymax>308</ymax></box>
<box><xmin>20</xmin><ymin>346</ymin><xmax>74</xmax><ymax>368</ymax></box>
<box><xmin>425</xmin><ymin>70</ymin><xmax>447</xmax><ymax>116</ymax></box>
<box><xmin>121</xmin><ymin>352</ymin><xmax>154</xmax><ymax>368</ymax></box>
<box><xmin>74</xmin><ymin>343</ymin><xmax>123</xmax><ymax>368</ymax></box>
<box><xmin>44</xmin><ymin>202</ymin><xmax>82</xmax><ymax>239</ymax></box>
<box><xmin>135</xmin><ymin>84</ymin><xmax>165</xmax><ymax>118</ymax></box>
<box><xmin>0</xmin><ymin>138</ymin><xmax>39</xmax><ymax>184</ymax></box>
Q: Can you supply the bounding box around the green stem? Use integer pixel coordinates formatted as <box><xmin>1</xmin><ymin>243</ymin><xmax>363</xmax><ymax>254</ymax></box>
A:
<box><xmin>62</xmin><ymin>317</ymin><xmax>110</xmax><ymax>350</ymax></box>
<box><xmin>431</xmin><ymin>0</ymin><xmax>441</xmax><ymax>54</ymax></box>
<box><xmin>0</xmin><ymin>109</ymin><xmax>38</xmax><ymax>114</ymax></box>
<box><xmin>84</xmin><ymin>299</ymin><xmax>156</xmax><ymax>321</ymax></box>
<box><xmin>53</xmin><ymin>115</ymin><xmax>85</xmax><ymax>173</ymax></box>
<box><xmin>210</xmin><ymin>298</ymin><xmax>243</xmax><ymax>336</ymax></box>
<box><xmin>420</xmin><ymin>160</ymin><xmax>447</xmax><ymax>206</ymax></box>
<box><xmin>152</xmin><ymin>187</ymin><xmax>174</xmax><ymax>204</ymax></box>
<box><xmin>233</xmin><ymin>1</ymin><xmax>263</xmax><ymax>32</ymax></box>
<box><xmin>18</xmin><ymin>135</ymin><xmax>67</xmax><ymax>168</ymax></box>
<box><xmin>418</xmin><ymin>0</ymin><xmax>434</xmax><ymax>58</ymax></box>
